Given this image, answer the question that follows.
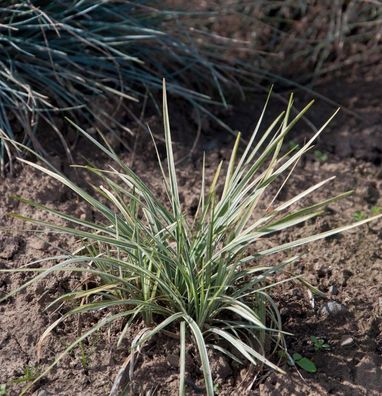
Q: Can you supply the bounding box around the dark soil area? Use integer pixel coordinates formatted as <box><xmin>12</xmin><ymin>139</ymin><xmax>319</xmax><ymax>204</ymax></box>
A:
<box><xmin>220</xmin><ymin>78</ymin><xmax>382</xmax><ymax>164</ymax></box>
<box><xmin>1</xmin><ymin>75</ymin><xmax>382</xmax><ymax>395</ymax></box>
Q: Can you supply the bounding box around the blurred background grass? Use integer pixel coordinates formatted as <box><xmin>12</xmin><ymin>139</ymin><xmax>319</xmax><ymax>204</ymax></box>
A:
<box><xmin>1</xmin><ymin>0</ymin><xmax>381</xmax><ymax>172</ymax></box>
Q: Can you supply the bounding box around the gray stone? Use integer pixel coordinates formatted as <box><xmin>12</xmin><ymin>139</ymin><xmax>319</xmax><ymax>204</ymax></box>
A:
<box><xmin>36</xmin><ymin>390</ymin><xmax>51</xmax><ymax>396</ymax></box>
<box><xmin>320</xmin><ymin>301</ymin><xmax>347</xmax><ymax>317</ymax></box>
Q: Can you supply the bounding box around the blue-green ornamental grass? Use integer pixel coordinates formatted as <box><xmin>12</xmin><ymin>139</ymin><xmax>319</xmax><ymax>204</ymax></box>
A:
<box><xmin>0</xmin><ymin>0</ymin><xmax>241</xmax><ymax>172</ymax></box>
<box><xmin>1</xmin><ymin>83</ymin><xmax>381</xmax><ymax>395</ymax></box>
<box><xmin>2</xmin><ymin>1</ymin><xmax>381</xmax><ymax>175</ymax></box>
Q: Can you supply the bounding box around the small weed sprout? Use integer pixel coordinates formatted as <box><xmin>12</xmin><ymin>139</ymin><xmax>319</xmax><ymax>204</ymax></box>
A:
<box><xmin>354</xmin><ymin>207</ymin><xmax>381</xmax><ymax>222</ymax></box>
<box><xmin>291</xmin><ymin>353</ymin><xmax>317</xmax><ymax>373</ymax></box>
<box><xmin>287</xmin><ymin>140</ymin><xmax>300</xmax><ymax>151</ymax></box>
<box><xmin>354</xmin><ymin>211</ymin><xmax>367</xmax><ymax>221</ymax></box>
<box><xmin>79</xmin><ymin>342</ymin><xmax>88</xmax><ymax>370</ymax></box>
<box><xmin>311</xmin><ymin>336</ymin><xmax>330</xmax><ymax>352</ymax></box>
<box><xmin>1</xmin><ymin>83</ymin><xmax>381</xmax><ymax>395</ymax></box>
<box><xmin>11</xmin><ymin>366</ymin><xmax>40</xmax><ymax>385</ymax></box>
<box><xmin>314</xmin><ymin>149</ymin><xmax>328</xmax><ymax>162</ymax></box>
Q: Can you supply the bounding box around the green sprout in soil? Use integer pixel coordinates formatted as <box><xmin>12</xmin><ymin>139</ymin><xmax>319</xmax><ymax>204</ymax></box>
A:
<box><xmin>287</xmin><ymin>140</ymin><xmax>300</xmax><ymax>151</ymax></box>
<box><xmin>0</xmin><ymin>384</ymin><xmax>6</xmax><ymax>396</ymax></box>
<box><xmin>79</xmin><ymin>342</ymin><xmax>88</xmax><ymax>370</ymax></box>
<box><xmin>11</xmin><ymin>366</ymin><xmax>40</xmax><ymax>385</ymax></box>
<box><xmin>1</xmin><ymin>83</ymin><xmax>381</xmax><ymax>396</ymax></box>
<box><xmin>353</xmin><ymin>211</ymin><xmax>367</xmax><ymax>221</ymax></box>
<box><xmin>289</xmin><ymin>336</ymin><xmax>330</xmax><ymax>375</ymax></box>
<box><xmin>354</xmin><ymin>207</ymin><xmax>381</xmax><ymax>221</ymax></box>
<box><xmin>314</xmin><ymin>149</ymin><xmax>328</xmax><ymax>162</ymax></box>
<box><xmin>291</xmin><ymin>353</ymin><xmax>317</xmax><ymax>374</ymax></box>
<box><xmin>311</xmin><ymin>336</ymin><xmax>330</xmax><ymax>352</ymax></box>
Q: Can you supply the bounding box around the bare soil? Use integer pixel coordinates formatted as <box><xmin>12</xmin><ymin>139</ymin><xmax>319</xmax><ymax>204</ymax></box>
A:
<box><xmin>1</xmin><ymin>77</ymin><xmax>382</xmax><ymax>395</ymax></box>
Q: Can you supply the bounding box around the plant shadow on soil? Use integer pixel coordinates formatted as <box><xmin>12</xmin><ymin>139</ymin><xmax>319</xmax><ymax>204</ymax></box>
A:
<box><xmin>1</xmin><ymin>74</ymin><xmax>382</xmax><ymax>395</ymax></box>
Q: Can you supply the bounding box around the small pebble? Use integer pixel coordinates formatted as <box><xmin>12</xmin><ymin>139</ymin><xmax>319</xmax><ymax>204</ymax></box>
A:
<box><xmin>320</xmin><ymin>301</ymin><xmax>347</xmax><ymax>317</ymax></box>
<box><xmin>340</xmin><ymin>336</ymin><xmax>354</xmax><ymax>347</ymax></box>
<box><xmin>36</xmin><ymin>390</ymin><xmax>51</xmax><ymax>396</ymax></box>
<box><xmin>29</xmin><ymin>238</ymin><xmax>49</xmax><ymax>251</ymax></box>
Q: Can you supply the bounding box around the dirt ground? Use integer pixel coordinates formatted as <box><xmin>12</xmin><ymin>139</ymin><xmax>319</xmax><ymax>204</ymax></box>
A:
<box><xmin>0</xmin><ymin>75</ymin><xmax>382</xmax><ymax>395</ymax></box>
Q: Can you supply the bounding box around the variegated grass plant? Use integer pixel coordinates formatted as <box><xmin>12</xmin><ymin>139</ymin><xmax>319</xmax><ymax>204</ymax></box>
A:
<box><xmin>1</xmin><ymin>83</ymin><xmax>380</xmax><ymax>395</ymax></box>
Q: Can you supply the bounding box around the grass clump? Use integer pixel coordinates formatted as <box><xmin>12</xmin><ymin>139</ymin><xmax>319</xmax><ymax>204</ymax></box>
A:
<box><xmin>2</xmin><ymin>83</ymin><xmax>380</xmax><ymax>395</ymax></box>
<box><xmin>0</xmin><ymin>1</ymin><xmax>243</xmax><ymax>172</ymax></box>
<box><xmin>2</xmin><ymin>1</ymin><xmax>380</xmax><ymax>174</ymax></box>
<box><xmin>197</xmin><ymin>1</ymin><xmax>382</xmax><ymax>83</ymax></box>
